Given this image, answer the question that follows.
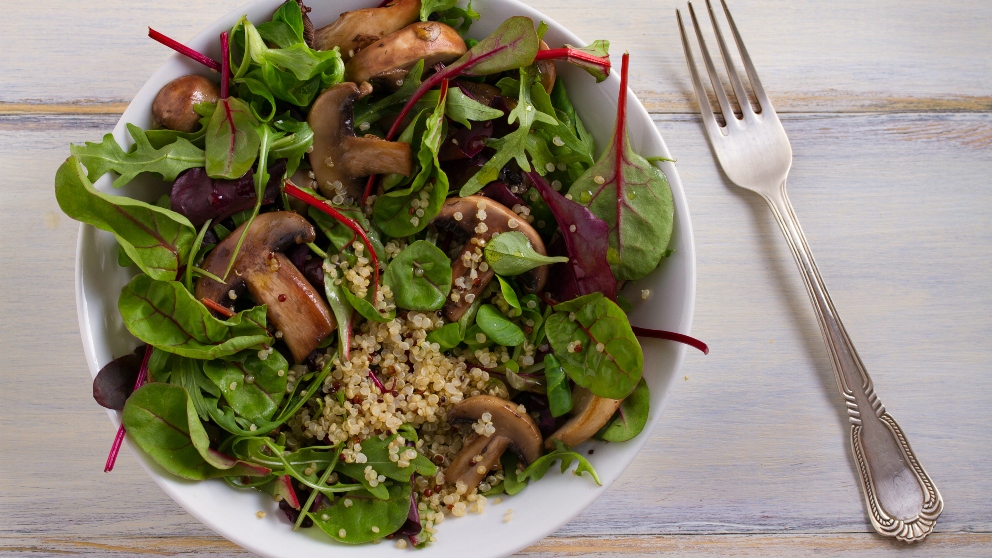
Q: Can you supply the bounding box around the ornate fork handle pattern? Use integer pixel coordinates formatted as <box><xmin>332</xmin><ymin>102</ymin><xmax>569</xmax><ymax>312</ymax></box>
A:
<box><xmin>764</xmin><ymin>182</ymin><xmax>943</xmax><ymax>542</ymax></box>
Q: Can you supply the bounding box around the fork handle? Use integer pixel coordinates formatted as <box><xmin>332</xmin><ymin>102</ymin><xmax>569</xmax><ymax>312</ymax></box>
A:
<box><xmin>763</xmin><ymin>181</ymin><xmax>943</xmax><ymax>542</ymax></box>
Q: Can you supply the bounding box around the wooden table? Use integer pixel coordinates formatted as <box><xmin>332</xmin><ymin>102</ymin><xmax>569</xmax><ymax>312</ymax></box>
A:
<box><xmin>2</xmin><ymin>0</ymin><xmax>990</xmax><ymax>555</ymax></box>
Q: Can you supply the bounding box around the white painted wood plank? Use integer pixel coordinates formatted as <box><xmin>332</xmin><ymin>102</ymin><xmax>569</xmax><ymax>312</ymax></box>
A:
<box><xmin>1</xmin><ymin>112</ymin><xmax>989</xmax><ymax>550</ymax></box>
<box><xmin>1</xmin><ymin>0</ymin><xmax>990</xmax><ymax>112</ymax></box>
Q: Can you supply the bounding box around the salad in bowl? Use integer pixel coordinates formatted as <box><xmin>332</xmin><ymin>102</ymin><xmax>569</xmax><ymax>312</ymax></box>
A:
<box><xmin>60</xmin><ymin>0</ymin><xmax>701</xmax><ymax>553</ymax></box>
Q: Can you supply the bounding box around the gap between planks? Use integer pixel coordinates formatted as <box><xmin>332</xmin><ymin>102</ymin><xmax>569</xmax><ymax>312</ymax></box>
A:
<box><xmin>1</xmin><ymin>533</ymin><xmax>990</xmax><ymax>556</ymax></box>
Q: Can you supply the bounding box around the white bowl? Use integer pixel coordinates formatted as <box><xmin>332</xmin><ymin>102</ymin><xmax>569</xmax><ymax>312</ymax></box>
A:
<box><xmin>75</xmin><ymin>0</ymin><xmax>696</xmax><ymax>555</ymax></box>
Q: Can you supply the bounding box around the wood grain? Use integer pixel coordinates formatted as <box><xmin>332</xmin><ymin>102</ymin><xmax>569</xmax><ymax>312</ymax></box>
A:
<box><xmin>2</xmin><ymin>0</ymin><xmax>990</xmax><ymax>555</ymax></box>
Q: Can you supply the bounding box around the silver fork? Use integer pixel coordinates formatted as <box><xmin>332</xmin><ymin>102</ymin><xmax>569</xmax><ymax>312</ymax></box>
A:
<box><xmin>677</xmin><ymin>0</ymin><xmax>943</xmax><ymax>542</ymax></box>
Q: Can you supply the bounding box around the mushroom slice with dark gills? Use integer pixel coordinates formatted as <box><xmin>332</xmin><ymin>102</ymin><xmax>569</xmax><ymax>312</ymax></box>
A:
<box><xmin>344</xmin><ymin>21</ymin><xmax>467</xmax><ymax>87</ymax></box>
<box><xmin>434</xmin><ymin>196</ymin><xmax>549</xmax><ymax>322</ymax></box>
<box><xmin>307</xmin><ymin>82</ymin><xmax>413</xmax><ymax>201</ymax></box>
<box><xmin>312</xmin><ymin>0</ymin><xmax>421</xmax><ymax>61</ymax></box>
<box><xmin>445</xmin><ymin>395</ymin><xmax>543</xmax><ymax>490</ymax></box>
<box><xmin>195</xmin><ymin>211</ymin><xmax>335</xmax><ymax>364</ymax></box>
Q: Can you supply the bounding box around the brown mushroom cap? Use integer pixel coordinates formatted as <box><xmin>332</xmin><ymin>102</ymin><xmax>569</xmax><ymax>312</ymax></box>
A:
<box><xmin>446</xmin><ymin>395</ymin><xmax>543</xmax><ymax>489</ymax></box>
<box><xmin>313</xmin><ymin>0</ymin><xmax>421</xmax><ymax>60</ymax></box>
<box><xmin>537</xmin><ymin>40</ymin><xmax>557</xmax><ymax>95</ymax></box>
<box><xmin>307</xmin><ymin>82</ymin><xmax>413</xmax><ymax>201</ymax></box>
<box><xmin>546</xmin><ymin>387</ymin><xmax>621</xmax><ymax>449</ymax></box>
<box><xmin>152</xmin><ymin>75</ymin><xmax>219</xmax><ymax>132</ymax></box>
<box><xmin>344</xmin><ymin>21</ymin><xmax>467</xmax><ymax>86</ymax></box>
<box><xmin>195</xmin><ymin>211</ymin><xmax>335</xmax><ymax>363</ymax></box>
<box><xmin>434</xmin><ymin>196</ymin><xmax>549</xmax><ymax>322</ymax></box>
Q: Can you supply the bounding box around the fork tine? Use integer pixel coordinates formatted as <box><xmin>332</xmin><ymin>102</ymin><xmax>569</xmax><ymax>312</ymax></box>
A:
<box><xmin>718</xmin><ymin>0</ymin><xmax>775</xmax><ymax>113</ymax></box>
<box><xmin>686</xmin><ymin>1</ymin><xmax>736</xmax><ymax>126</ymax></box>
<box><xmin>677</xmin><ymin>8</ymin><xmax>723</xmax><ymax>139</ymax></box>
<box><xmin>704</xmin><ymin>0</ymin><xmax>753</xmax><ymax>117</ymax></box>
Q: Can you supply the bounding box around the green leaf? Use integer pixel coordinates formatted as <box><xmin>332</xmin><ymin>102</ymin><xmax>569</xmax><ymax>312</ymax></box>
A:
<box><xmin>324</xmin><ymin>262</ymin><xmax>355</xmax><ymax>355</ymax></box>
<box><xmin>476</xmin><ymin>304</ymin><xmax>525</xmax><ymax>347</ymax></box>
<box><xmin>269</xmin><ymin>116</ymin><xmax>313</xmax><ymax>175</ymax></box>
<box><xmin>309</xmin><ymin>483</ymin><xmax>412</xmax><ymax>544</ymax></box>
<box><xmin>54</xmin><ymin>156</ymin><xmax>195</xmax><ymax>281</ymax></box>
<box><xmin>384</xmin><ymin>240</ymin><xmax>452</xmax><ymax>311</ymax></box>
<box><xmin>70</xmin><ymin>123</ymin><xmax>204</xmax><ymax>188</ymax></box>
<box><xmin>545</xmin><ymin>293</ymin><xmax>643</xmax><ymax>399</ymax></box>
<box><xmin>205</xmin><ymin>97</ymin><xmax>260</xmax><ymax>179</ymax></box>
<box><xmin>454</xmin><ymin>16</ymin><xmax>540</xmax><ymax>78</ymax></box>
<box><xmin>597</xmin><ymin>377</ymin><xmax>650</xmax><ymax>442</ymax></box>
<box><xmin>343</xmin><ymin>286</ymin><xmax>395</xmax><ymax>323</ymax></box>
<box><xmin>336</xmin><ymin>434</ymin><xmax>437</xmax><ymax>484</ymax></box>
<box><xmin>496</xmin><ymin>275</ymin><xmax>521</xmax><ymax>311</ymax></box>
<box><xmin>433</xmin><ymin>1</ymin><xmax>480</xmax><ymax>34</ymax></box>
<box><xmin>500</xmin><ymin>451</ymin><xmax>527</xmax><ymax>495</ymax></box>
<box><xmin>118</xmin><ymin>275</ymin><xmax>271</xmax><ymax>359</ymax></box>
<box><xmin>256</xmin><ymin>0</ymin><xmax>305</xmax><ymax>48</ymax></box>
<box><xmin>566</xmin><ymin>70</ymin><xmax>674</xmax><ymax>281</ymax></box>
<box><xmin>420</xmin><ymin>0</ymin><xmax>458</xmax><ymax>21</ymax></box>
<box><xmin>123</xmin><ymin>383</ymin><xmax>270</xmax><ymax>480</ymax></box>
<box><xmin>354</xmin><ymin>61</ymin><xmax>424</xmax><ymax>132</ymax></box>
<box><xmin>544</xmin><ymin>354</ymin><xmax>573</xmax><ymax>417</ymax></box>
<box><xmin>419</xmin><ymin>86</ymin><xmax>505</xmax><ymax>128</ymax></box>
<box><xmin>309</xmin><ymin>203</ymin><xmax>386</xmax><ymax>261</ymax></box>
<box><xmin>485</xmin><ymin>230</ymin><xmax>568</xmax><ymax>276</ymax></box>
<box><xmin>426</xmin><ymin>322</ymin><xmax>463</xmax><ymax>351</ymax></box>
<box><xmin>203</xmin><ymin>350</ymin><xmax>289</xmax><ymax>423</ymax></box>
<box><xmin>518</xmin><ymin>440</ymin><xmax>601</xmax><ymax>485</ymax></box>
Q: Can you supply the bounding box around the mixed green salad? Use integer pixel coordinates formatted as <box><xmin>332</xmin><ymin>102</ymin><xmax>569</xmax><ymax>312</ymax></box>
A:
<box><xmin>59</xmin><ymin>0</ymin><xmax>703</xmax><ymax>548</ymax></box>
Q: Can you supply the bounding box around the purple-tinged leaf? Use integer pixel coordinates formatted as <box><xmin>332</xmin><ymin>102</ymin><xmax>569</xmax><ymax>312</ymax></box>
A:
<box><xmin>480</xmin><ymin>181</ymin><xmax>527</xmax><ymax>209</ymax></box>
<box><xmin>534</xmin><ymin>40</ymin><xmax>611</xmax><ymax>82</ymax></box>
<box><xmin>171</xmin><ymin>160</ymin><xmax>284</xmax><ymax>228</ymax></box>
<box><xmin>527</xmin><ymin>171</ymin><xmax>617</xmax><ymax>301</ymax></box>
<box><xmin>205</xmin><ymin>97</ymin><xmax>261</xmax><ymax>179</ymax></box>
<box><xmin>93</xmin><ymin>345</ymin><xmax>146</xmax><ymax>410</ymax></box>
<box><xmin>631</xmin><ymin>326</ymin><xmax>709</xmax><ymax>355</ymax></box>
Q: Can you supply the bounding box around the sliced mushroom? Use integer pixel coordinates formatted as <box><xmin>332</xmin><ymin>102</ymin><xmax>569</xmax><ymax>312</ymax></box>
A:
<box><xmin>446</xmin><ymin>395</ymin><xmax>543</xmax><ymax>490</ymax></box>
<box><xmin>434</xmin><ymin>196</ymin><xmax>549</xmax><ymax>322</ymax></box>
<box><xmin>537</xmin><ymin>40</ymin><xmax>556</xmax><ymax>95</ymax></box>
<box><xmin>195</xmin><ymin>211</ymin><xmax>335</xmax><ymax>363</ymax></box>
<box><xmin>546</xmin><ymin>387</ymin><xmax>621</xmax><ymax>449</ymax></box>
<box><xmin>313</xmin><ymin>0</ymin><xmax>421</xmax><ymax>60</ymax></box>
<box><xmin>344</xmin><ymin>21</ymin><xmax>467</xmax><ymax>86</ymax></box>
<box><xmin>307</xmin><ymin>82</ymin><xmax>413</xmax><ymax>200</ymax></box>
<box><xmin>152</xmin><ymin>75</ymin><xmax>219</xmax><ymax>132</ymax></box>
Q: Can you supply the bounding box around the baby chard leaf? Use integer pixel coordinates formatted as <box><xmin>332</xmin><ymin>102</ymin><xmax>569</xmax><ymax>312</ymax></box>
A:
<box><xmin>309</xmin><ymin>483</ymin><xmax>412</xmax><ymax>544</ymax></box>
<box><xmin>567</xmin><ymin>53</ymin><xmax>674</xmax><ymax>281</ymax></box>
<box><xmin>484</xmin><ymin>230</ymin><xmax>568</xmax><ymax>276</ymax></box>
<box><xmin>597</xmin><ymin>377</ymin><xmax>650</xmax><ymax>442</ymax></box>
<box><xmin>122</xmin><ymin>382</ymin><xmax>270</xmax><ymax>480</ymax></box>
<box><xmin>54</xmin><ymin>156</ymin><xmax>196</xmax><ymax>281</ymax></box>
<box><xmin>118</xmin><ymin>275</ymin><xmax>271</xmax><ymax>359</ymax></box>
<box><xmin>205</xmin><ymin>97</ymin><xmax>261</xmax><ymax>179</ymax></box>
<box><xmin>545</xmin><ymin>292</ymin><xmax>642</xmax><ymax>400</ymax></box>
<box><xmin>384</xmin><ymin>240</ymin><xmax>452</xmax><ymax>311</ymax></box>
<box><xmin>70</xmin><ymin>123</ymin><xmax>205</xmax><ymax>188</ymax></box>
<box><xmin>203</xmin><ymin>350</ymin><xmax>289</xmax><ymax>423</ymax></box>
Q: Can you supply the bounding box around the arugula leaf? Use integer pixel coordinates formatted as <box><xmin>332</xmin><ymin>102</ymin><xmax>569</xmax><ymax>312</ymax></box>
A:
<box><xmin>476</xmin><ymin>304</ymin><xmax>525</xmax><ymax>347</ymax></box>
<box><xmin>203</xmin><ymin>350</ymin><xmax>289</xmax><ymax>423</ymax></box>
<box><xmin>54</xmin><ymin>156</ymin><xmax>195</xmax><ymax>281</ymax></box>
<box><xmin>485</xmin><ymin>231</ymin><xmax>568</xmax><ymax>276</ymax></box>
<box><xmin>205</xmin><ymin>97</ymin><xmax>260</xmax><ymax>179</ymax></box>
<box><xmin>567</xmin><ymin>53</ymin><xmax>674</xmax><ymax>281</ymax></box>
<box><xmin>418</xmin><ymin>86</ymin><xmax>504</xmax><ymax>128</ymax></box>
<box><xmin>309</xmin><ymin>483</ymin><xmax>412</xmax><ymax>544</ymax></box>
<box><xmin>459</xmin><ymin>65</ymin><xmax>557</xmax><ymax>196</ymax></box>
<box><xmin>384</xmin><ymin>240</ymin><xmax>452</xmax><ymax>311</ymax></box>
<box><xmin>518</xmin><ymin>440</ymin><xmax>601</xmax><ymax>485</ymax></box>
<box><xmin>530</xmin><ymin>80</ymin><xmax>594</xmax><ymax>167</ymax></box>
<box><xmin>544</xmin><ymin>292</ymin><xmax>642</xmax><ymax>399</ymax></box>
<box><xmin>433</xmin><ymin>1</ymin><xmax>480</xmax><ymax>34</ymax></box>
<box><xmin>544</xmin><ymin>354</ymin><xmax>573</xmax><ymax>417</ymax></box>
<box><xmin>597</xmin><ymin>377</ymin><xmax>650</xmax><ymax>442</ymax></box>
<box><xmin>69</xmin><ymin>123</ymin><xmax>204</xmax><ymax>188</ymax></box>
<box><xmin>123</xmin><ymin>382</ymin><xmax>270</xmax><ymax>480</ymax></box>
<box><xmin>118</xmin><ymin>275</ymin><xmax>271</xmax><ymax>359</ymax></box>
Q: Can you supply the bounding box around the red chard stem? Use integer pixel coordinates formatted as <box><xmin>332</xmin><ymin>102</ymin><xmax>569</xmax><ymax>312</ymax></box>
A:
<box><xmin>104</xmin><ymin>344</ymin><xmax>153</xmax><ymax>472</ymax></box>
<box><xmin>631</xmin><ymin>326</ymin><xmax>709</xmax><ymax>355</ymax></box>
<box><xmin>148</xmin><ymin>28</ymin><xmax>222</xmax><ymax>72</ymax></box>
<box><xmin>220</xmin><ymin>31</ymin><xmax>230</xmax><ymax>99</ymax></box>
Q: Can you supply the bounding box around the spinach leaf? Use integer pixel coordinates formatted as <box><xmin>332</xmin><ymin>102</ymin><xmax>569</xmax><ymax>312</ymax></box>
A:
<box><xmin>54</xmin><ymin>156</ymin><xmax>195</xmax><ymax>281</ymax></box>
<box><xmin>485</xmin><ymin>231</ymin><xmax>568</xmax><ymax>276</ymax></box>
<box><xmin>544</xmin><ymin>293</ymin><xmax>642</xmax><ymax>399</ymax></box>
<box><xmin>383</xmin><ymin>240</ymin><xmax>452</xmax><ymax>311</ymax></box>
<box><xmin>336</xmin><ymin>434</ymin><xmax>437</xmax><ymax>484</ymax></box>
<box><xmin>205</xmin><ymin>97</ymin><xmax>260</xmax><ymax>179</ymax></box>
<box><xmin>122</xmin><ymin>382</ymin><xmax>270</xmax><ymax>480</ymax></box>
<box><xmin>597</xmin><ymin>377</ymin><xmax>650</xmax><ymax>442</ymax></box>
<box><xmin>118</xmin><ymin>275</ymin><xmax>271</xmax><ymax>359</ymax></box>
<box><xmin>70</xmin><ymin>123</ymin><xmax>205</xmax><ymax>188</ymax></box>
<box><xmin>459</xmin><ymin>65</ymin><xmax>557</xmax><ymax>196</ymax></box>
<box><xmin>463</xmin><ymin>323</ymin><xmax>493</xmax><ymax>350</ymax></box>
<box><xmin>476</xmin><ymin>304</ymin><xmax>525</xmax><ymax>347</ymax></box>
<box><xmin>309</xmin><ymin>483</ymin><xmax>412</xmax><ymax>544</ymax></box>
<box><xmin>543</xmin><ymin>354</ymin><xmax>573</xmax><ymax>417</ymax></box>
<box><xmin>426</xmin><ymin>322</ymin><xmax>463</xmax><ymax>351</ymax></box>
<box><xmin>203</xmin><ymin>350</ymin><xmax>289</xmax><ymax>423</ymax></box>
<box><xmin>518</xmin><ymin>441</ymin><xmax>601</xmax><ymax>485</ymax></box>
<box><xmin>567</xmin><ymin>53</ymin><xmax>673</xmax><ymax>281</ymax></box>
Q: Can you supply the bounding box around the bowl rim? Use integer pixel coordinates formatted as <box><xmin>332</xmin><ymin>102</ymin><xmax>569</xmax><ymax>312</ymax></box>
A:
<box><xmin>73</xmin><ymin>0</ymin><xmax>696</xmax><ymax>555</ymax></box>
